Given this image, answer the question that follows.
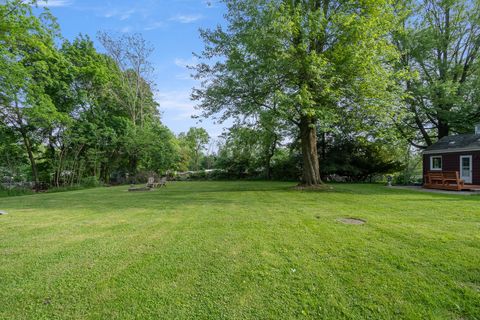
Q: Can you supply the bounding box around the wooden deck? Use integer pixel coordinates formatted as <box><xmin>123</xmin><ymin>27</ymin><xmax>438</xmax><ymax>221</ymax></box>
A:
<box><xmin>460</xmin><ymin>184</ymin><xmax>480</xmax><ymax>191</ymax></box>
<box><xmin>423</xmin><ymin>171</ymin><xmax>477</xmax><ymax>191</ymax></box>
<box><xmin>424</xmin><ymin>184</ymin><xmax>480</xmax><ymax>191</ymax></box>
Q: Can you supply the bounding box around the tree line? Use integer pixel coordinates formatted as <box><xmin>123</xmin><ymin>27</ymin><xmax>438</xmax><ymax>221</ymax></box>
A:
<box><xmin>0</xmin><ymin>1</ymin><xmax>215</xmax><ymax>189</ymax></box>
<box><xmin>1</xmin><ymin>0</ymin><xmax>480</xmax><ymax>189</ymax></box>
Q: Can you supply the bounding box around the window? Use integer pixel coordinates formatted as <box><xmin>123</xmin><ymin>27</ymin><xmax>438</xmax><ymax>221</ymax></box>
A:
<box><xmin>430</xmin><ymin>156</ymin><xmax>442</xmax><ymax>171</ymax></box>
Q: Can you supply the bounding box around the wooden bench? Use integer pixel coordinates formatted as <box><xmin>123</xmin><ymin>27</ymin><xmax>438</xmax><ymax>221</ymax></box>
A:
<box><xmin>424</xmin><ymin>171</ymin><xmax>464</xmax><ymax>191</ymax></box>
<box><xmin>426</xmin><ymin>172</ymin><xmax>444</xmax><ymax>185</ymax></box>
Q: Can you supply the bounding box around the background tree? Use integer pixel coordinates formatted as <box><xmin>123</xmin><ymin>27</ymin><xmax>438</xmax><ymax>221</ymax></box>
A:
<box><xmin>215</xmin><ymin>126</ymin><xmax>263</xmax><ymax>178</ymax></box>
<box><xmin>0</xmin><ymin>1</ymin><xmax>181</xmax><ymax>189</ymax></box>
<box><xmin>320</xmin><ymin>134</ymin><xmax>405</xmax><ymax>182</ymax></box>
<box><xmin>97</xmin><ymin>31</ymin><xmax>155</xmax><ymax>128</ymax></box>
<box><xmin>97</xmin><ymin>32</ymin><xmax>158</xmax><ymax>175</ymax></box>
<box><xmin>394</xmin><ymin>0</ymin><xmax>480</xmax><ymax>147</ymax></box>
<box><xmin>178</xmin><ymin>127</ymin><xmax>210</xmax><ymax>171</ymax></box>
<box><xmin>201</xmin><ymin>139</ymin><xmax>218</xmax><ymax>170</ymax></box>
<box><xmin>0</xmin><ymin>124</ymin><xmax>29</xmax><ymax>181</ymax></box>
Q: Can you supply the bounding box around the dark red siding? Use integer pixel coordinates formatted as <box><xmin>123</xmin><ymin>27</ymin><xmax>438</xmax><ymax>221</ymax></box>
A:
<box><xmin>423</xmin><ymin>151</ymin><xmax>480</xmax><ymax>184</ymax></box>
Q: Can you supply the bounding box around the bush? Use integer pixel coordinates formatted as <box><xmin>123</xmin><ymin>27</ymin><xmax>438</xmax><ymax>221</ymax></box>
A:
<box><xmin>189</xmin><ymin>171</ymin><xmax>207</xmax><ymax>180</ymax></box>
<box><xmin>0</xmin><ymin>185</ymin><xmax>33</xmax><ymax>197</ymax></box>
<box><xmin>270</xmin><ymin>154</ymin><xmax>302</xmax><ymax>181</ymax></box>
<box><xmin>394</xmin><ymin>174</ymin><xmax>423</xmax><ymax>185</ymax></box>
<box><xmin>208</xmin><ymin>169</ymin><xmax>239</xmax><ymax>180</ymax></box>
<box><xmin>46</xmin><ymin>185</ymin><xmax>84</xmax><ymax>193</ymax></box>
<box><xmin>80</xmin><ymin>176</ymin><xmax>101</xmax><ymax>188</ymax></box>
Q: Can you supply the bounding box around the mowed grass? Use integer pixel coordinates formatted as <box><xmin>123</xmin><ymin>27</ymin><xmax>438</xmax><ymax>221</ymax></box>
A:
<box><xmin>0</xmin><ymin>182</ymin><xmax>479</xmax><ymax>320</ymax></box>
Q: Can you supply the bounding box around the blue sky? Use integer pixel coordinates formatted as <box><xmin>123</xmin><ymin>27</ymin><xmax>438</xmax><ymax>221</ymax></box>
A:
<box><xmin>36</xmin><ymin>0</ymin><xmax>228</xmax><ymax>139</ymax></box>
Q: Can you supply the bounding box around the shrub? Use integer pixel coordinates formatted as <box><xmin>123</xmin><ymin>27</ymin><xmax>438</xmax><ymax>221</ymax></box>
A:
<box><xmin>0</xmin><ymin>185</ymin><xmax>33</xmax><ymax>197</ymax></box>
<box><xmin>80</xmin><ymin>176</ymin><xmax>101</xmax><ymax>188</ymax></box>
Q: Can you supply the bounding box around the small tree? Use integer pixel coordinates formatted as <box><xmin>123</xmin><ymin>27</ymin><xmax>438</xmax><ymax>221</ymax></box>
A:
<box><xmin>178</xmin><ymin>127</ymin><xmax>210</xmax><ymax>171</ymax></box>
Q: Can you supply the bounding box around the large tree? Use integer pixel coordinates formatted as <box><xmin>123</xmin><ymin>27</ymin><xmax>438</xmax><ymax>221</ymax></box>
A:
<box><xmin>193</xmin><ymin>0</ymin><xmax>399</xmax><ymax>185</ymax></box>
<box><xmin>394</xmin><ymin>0</ymin><xmax>480</xmax><ymax>147</ymax></box>
<box><xmin>0</xmin><ymin>0</ymin><xmax>64</xmax><ymax>188</ymax></box>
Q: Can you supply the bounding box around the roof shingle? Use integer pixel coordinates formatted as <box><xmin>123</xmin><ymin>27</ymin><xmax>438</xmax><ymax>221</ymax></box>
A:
<box><xmin>424</xmin><ymin>134</ymin><xmax>480</xmax><ymax>152</ymax></box>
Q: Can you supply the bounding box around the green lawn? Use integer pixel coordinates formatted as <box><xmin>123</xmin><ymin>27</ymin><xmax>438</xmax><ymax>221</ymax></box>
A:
<box><xmin>0</xmin><ymin>182</ymin><xmax>479</xmax><ymax>319</ymax></box>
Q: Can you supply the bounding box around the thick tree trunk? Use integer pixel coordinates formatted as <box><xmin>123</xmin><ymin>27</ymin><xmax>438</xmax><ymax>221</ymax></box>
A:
<box><xmin>438</xmin><ymin>119</ymin><xmax>449</xmax><ymax>139</ymax></box>
<box><xmin>299</xmin><ymin>116</ymin><xmax>322</xmax><ymax>185</ymax></box>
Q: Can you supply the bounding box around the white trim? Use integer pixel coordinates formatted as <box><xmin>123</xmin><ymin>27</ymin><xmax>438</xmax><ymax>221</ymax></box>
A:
<box><xmin>430</xmin><ymin>156</ymin><xmax>442</xmax><ymax>171</ymax></box>
<box><xmin>423</xmin><ymin>147</ymin><xmax>480</xmax><ymax>154</ymax></box>
<box><xmin>460</xmin><ymin>155</ymin><xmax>473</xmax><ymax>184</ymax></box>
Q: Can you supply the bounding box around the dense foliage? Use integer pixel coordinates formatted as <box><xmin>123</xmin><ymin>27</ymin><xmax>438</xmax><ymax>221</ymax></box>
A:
<box><xmin>193</xmin><ymin>0</ymin><xmax>401</xmax><ymax>185</ymax></box>
<box><xmin>1</xmin><ymin>0</ymin><xmax>479</xmax><ymax>189</ymax></box>
<box><xmin>394</xmin><ymin>0</ymin><xmax>480</xmax><ymax>147</ymax></box>
<box><xmin>0</xmin><ymin>1</ymin><xmax>183</xmax><ymax>188</ymax></box>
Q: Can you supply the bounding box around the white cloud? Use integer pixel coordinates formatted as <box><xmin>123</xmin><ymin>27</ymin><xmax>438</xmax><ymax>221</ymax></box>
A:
<box><xmin>103</xmin><ymin>8</ymin><xmax>136</xmax><ymax>20</ymax></box>
<box><xmin>169</xmin><ymin>14</ymin><xmax>203</xmax><ymax>24</ymax></box>
<box><xmin>156</xmin><ymin>90</ymin><xmax>197</xmax><ymax>120</ymax></box>
<box><xmin>175</xmin><ymin>73</ymin><xmax>193</xmax><ymax>80</ymax></box>
<box><xmin>173</xmin><ymin>57</ymin><xmax>198</xmax><ymax>80</ymax></box>
<box><xmin>174</xmin><ymin>57</ymin><xmax>198</xmax><ymax>69</ymax></box>
<box><xmin>144</xmin><ymin>21</ymin><xmax>165</xmax><ymax>31</ymax></box>
<box><xmin>36</xmin><ymin>0</ymin><xmax>73</xmax><ymax>7</ymax></box>
<box><xmin>120</xmin><ymin>26</ymin><xmax>133</xmax><ymax>33</ymax></box>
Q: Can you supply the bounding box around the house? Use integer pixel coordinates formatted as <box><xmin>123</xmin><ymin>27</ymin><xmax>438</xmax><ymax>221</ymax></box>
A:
<box><xmin>423</xmin><ymin>125</ymin><xmax>480</xmax><ymax>190</ymax></box>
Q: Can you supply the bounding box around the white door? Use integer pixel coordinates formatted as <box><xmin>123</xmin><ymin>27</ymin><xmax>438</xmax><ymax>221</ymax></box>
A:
<box><xmin>460</xmin><ymin>155</ymin><xmax>472</xmax><ymax>184</ymax></box>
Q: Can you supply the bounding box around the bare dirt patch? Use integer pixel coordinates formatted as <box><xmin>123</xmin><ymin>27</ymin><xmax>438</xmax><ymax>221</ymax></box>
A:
<box><xmin>337</xmin><ymin>218</ymin><xmax>366</xmax><ymax>225</ymax></box>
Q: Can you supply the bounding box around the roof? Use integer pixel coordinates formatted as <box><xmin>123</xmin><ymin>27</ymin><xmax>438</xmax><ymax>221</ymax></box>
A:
<box><xmin>424</xmin><ymin>134</ymin><xmax>480</xmax><ymax>154</ymax></box>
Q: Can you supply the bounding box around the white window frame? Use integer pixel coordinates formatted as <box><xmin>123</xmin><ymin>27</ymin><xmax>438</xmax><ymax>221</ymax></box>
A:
<box><xmin>430</xmin><ymin>156</ymin><xmax>442</xmax><ymax>171</ymax></box>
